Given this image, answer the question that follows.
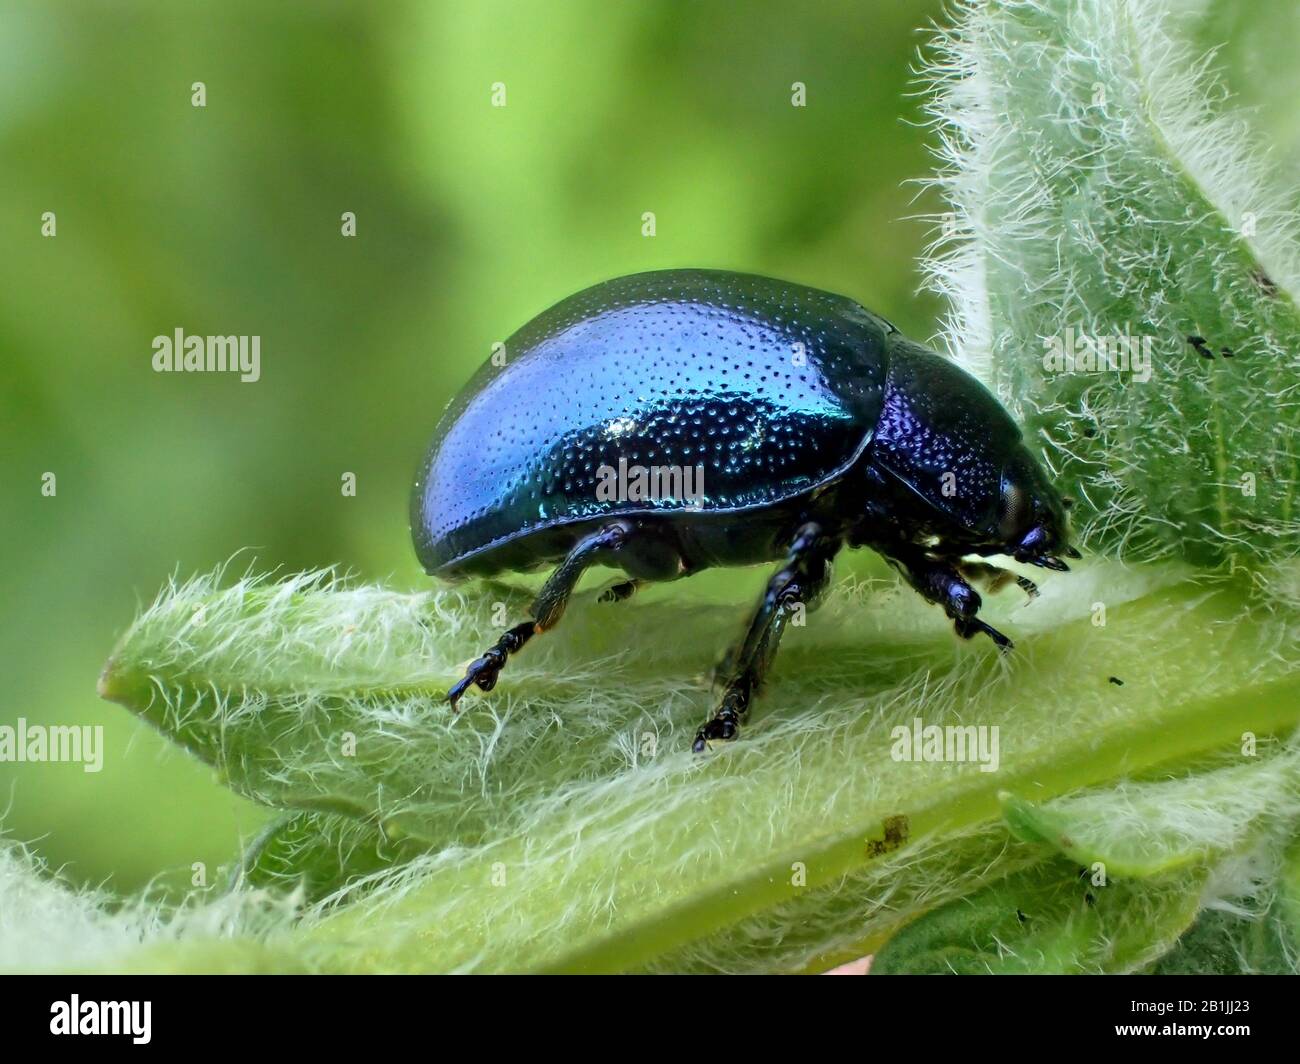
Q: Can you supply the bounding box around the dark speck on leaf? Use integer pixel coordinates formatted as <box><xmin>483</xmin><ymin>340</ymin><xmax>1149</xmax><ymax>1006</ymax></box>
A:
<box><xmin>1108</xmin><ymin>676</ymin><xmax>1124</xmax><ymax>686</ymax></box>
<box><xmin>866</xmin><ymin>814</ymin><xmax>910</xmax><ymax>857</ymax></box>
<box><xmin>1252</xmin><ymin>268</ymin><xmax>1280</xmax><ymax>297</ymax></box>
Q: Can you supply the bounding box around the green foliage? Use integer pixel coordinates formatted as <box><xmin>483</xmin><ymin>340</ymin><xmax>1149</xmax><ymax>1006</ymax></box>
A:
<box><xmin>923</xmin><ymin>0</ymin><xmax>1300</xmax><ymax>571</ymax></box>
<box><xmin>41</xmin><ymin>561</ymin><xmax>1297</xmax><ymax>972</ymax></box>
<box><xmin>1000</xmin><ymin>744</ymin><xmax>1300</xmax><ymax>877</ymax></box>
<box><xmin>873</xmin><ymin>859</ymin><xmax>1209</xmax><ymax>974</ymax></box>
<box><xmin>876</xmin><ymin>740</ymin><xmax>1300</xmax><ymax>974</ymax></box>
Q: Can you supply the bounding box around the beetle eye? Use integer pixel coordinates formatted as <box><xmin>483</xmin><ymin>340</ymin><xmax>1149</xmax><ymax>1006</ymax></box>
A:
<box><xmin>997</xmin><ymin>482</ymin><xmax>1030</xmax><ymax>539</ymax></box>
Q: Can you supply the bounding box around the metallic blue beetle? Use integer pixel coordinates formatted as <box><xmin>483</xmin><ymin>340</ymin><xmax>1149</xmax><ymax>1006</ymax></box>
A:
<box><xmin>412</xmin><ymin>270</ymin><xmax>1077</xmax><ymax>750</ymax></box>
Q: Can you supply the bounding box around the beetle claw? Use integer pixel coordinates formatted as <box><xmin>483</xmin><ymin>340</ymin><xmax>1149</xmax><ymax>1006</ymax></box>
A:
<box><xmin>445</xmin><ymin>664</ymin><xmax>499</xmax><ymax>710</ymax></box>
<box><xmin>692</xmin><ymin>716</ymin><xmax>740</xmax><ymax>752</ymax></box>
<box><xmin>693</xmin><ymin>690</ymin><xmax>747</xmax><ymax>752</ymax></box>
<box><xmin>445</xmin><ymin>674</ymin><xmax>475</xmax><ymax>711</ymax></box>
<box><xmin>445</xmin><ymin>626</ymin><xmax>533</xmax><ymax>712</ymax></box>
<box><xmin>955</xmin><ymin>616</ymin><xmax>1014</xmax><ymax>651</ymax></box>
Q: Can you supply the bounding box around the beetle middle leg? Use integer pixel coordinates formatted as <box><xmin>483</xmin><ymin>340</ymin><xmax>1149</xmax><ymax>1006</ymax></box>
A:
<box><xmin>887</xmin><ymin>550</ymin><xmax>1013</xmax><ymax>650</ymax></box>
<box><xmin>445</xmin><ymin>519</ymin><xmax>635</xmax><ymax>709</ymax></box>
<box><xmin>693</xmin><ymin>523</ymin><xmax>841</xmax><ymax>752</ymax></box>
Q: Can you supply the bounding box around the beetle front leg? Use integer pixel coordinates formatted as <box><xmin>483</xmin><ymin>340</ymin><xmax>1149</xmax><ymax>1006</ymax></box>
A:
<box><xmin>887</xmin><ymin>551</ymin><xmax>1013</xmax><ymax>650</ymax></box>
<box><xmin>693</xmin><ymin>523</ymin><xmax>840</xmax><ymax>752</ymax></box>
<box><xmin>445</xmin><ymin>519</ymin><xmax>633</xmax><ymax>710</ymax></box>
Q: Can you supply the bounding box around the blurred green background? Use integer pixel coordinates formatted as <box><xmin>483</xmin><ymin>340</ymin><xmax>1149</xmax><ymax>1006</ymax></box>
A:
<box><xmin>0</xmin><ymin>0</ymin><xmax>946</xmax><ymax>895</ymax></box>
<box><xmin>2</xmin><ymin>0</ymin><xmax>1293</xmax><ymax>897</ymax></box>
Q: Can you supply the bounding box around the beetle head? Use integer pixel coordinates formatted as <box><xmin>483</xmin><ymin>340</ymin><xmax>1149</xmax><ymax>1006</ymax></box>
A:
<box><xmin>992</xmin><ymin>449</ymin><xmax>1078</xmax><ymax>570</ymax></box>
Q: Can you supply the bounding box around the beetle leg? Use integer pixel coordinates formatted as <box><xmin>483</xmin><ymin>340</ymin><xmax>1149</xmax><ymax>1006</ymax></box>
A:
<box><xmin>532</xmin><ymin>520</ymin><xmax>637</xmax><ymax>628</ymax></box>
<box><xmin>445</xmin><ymin>520</ymin><xmax>633</xmax><ymax>710</ymax></box>
<box><xmin>445</xmin><ymin>621</ymin><xmax>537</xmax><ymax>707</ymax></box>
<box><xmin>952</xmin><ymin>614</ymin><xmax>1013</xmax><ymax>650</ymax></box>
<box><xmin>888</xmin><ymin>551</ymin><xmax>1014</xmax><ymax>651</ymax></box>
<box><xmin>693</xmin><ymin>523</ymin><xmax>840</xmax><ymax>752</ymax></box>
<box><xmin>710</xmin><ymin>641</ymin><xmax>741</xmax><ymax>687</ymax></box>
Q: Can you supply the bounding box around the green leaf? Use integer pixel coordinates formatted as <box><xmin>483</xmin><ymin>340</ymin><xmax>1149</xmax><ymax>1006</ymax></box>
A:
<box><xmin>228</xmin><ymin>812</ymin><xmax>416</xmax><ymax>905</ymax></box>
<box><xmin>872</xmin><ymin>857</ymin><xmax>1207</xmax><ymax>974</ymax></box>
<box><xmin>1279</xmin><ymin>832</ymin><xmax>1300</xmax><ymax>947</ymax></box>
<box><xmin>89</xmin><ymin>562</ymin><xmax>1300</xmax><ymax>973</ymax></box>
<box><xmin>923</xmin><ymin>0</ymin><xmax>1300</xmax><ymax>571</ymax></box>
<box><xmin>1151</xmin><ymin>906</ymin><xmax>1296</xmax><ymax>975</ymax></box>
<box><xmin>1151</xmin><ymin>826</ymin><xmax>1300</xmax><ymax>974</ymax></box>
<box><xmin>1000</xmin><ymin>741</ymin><xmax>1300</xmax><ymax>877</ymax></box>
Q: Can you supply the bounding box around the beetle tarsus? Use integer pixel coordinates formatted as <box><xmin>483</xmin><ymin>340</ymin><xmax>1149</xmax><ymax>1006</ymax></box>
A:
<box><xmin>692</xmin><ymin>692</ymin><xmax>747</xmax><ymax>752</ymax></box>
<box><xmin>954</xmin><ymin>615</ymin><xmax>1014</xmax><ymax>651</ymax></box>
<box><xmin>695</xmin><ymin>675</ymin><xmax>755</xmax><ymax>749</ymax></box>
<box><xmin>445</xmin><ymin>621</ymin><xmax>535</xmax><ymax>711</ymax></box>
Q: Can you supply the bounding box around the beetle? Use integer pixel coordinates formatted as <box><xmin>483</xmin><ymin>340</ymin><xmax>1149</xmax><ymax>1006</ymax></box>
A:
<box><xmin>411</xmin><ymin>269</ymin><xmax>1078</xmax><ymax>751</ymax></box>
